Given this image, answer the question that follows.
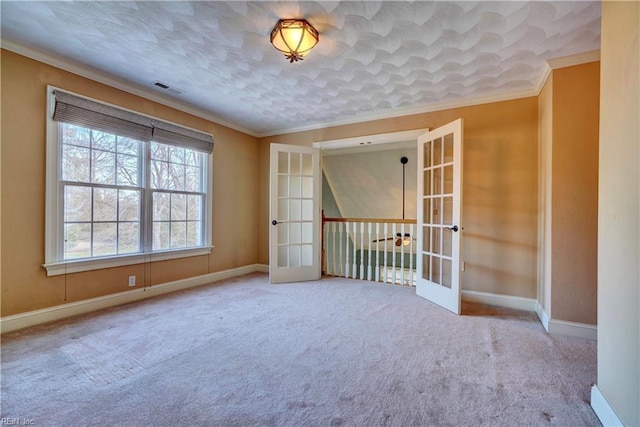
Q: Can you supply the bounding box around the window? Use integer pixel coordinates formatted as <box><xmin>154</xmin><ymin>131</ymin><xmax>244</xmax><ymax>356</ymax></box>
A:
<box><xmin>45</xmin><ymin>87</ymin><xmax>213</xmax><ymax>276</ymax></box>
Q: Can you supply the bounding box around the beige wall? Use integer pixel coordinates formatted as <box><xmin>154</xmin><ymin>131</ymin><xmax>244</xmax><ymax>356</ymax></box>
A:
<box><xmin>551</xmin><ymin>62</ymin><xmax>600</xmax><ymax>324</ymax></box>
<box><xmin>537</xmin><ymin>62</ymin><xmax>600</xmax><ymax>326</ymax></box>
<box><xmin>259</xmin><ymin>98</ymin><xmax>540</xmax><ymax>298</ymax></box>
<box><xmin>596</xmin><ymin>1</ymin><xmax>640</xmax><ymax>425</ymax></box>
<box><xmin>0</xmin><ymin>50</ymin><xmax>260</xmax><ymax>316</ymax></box>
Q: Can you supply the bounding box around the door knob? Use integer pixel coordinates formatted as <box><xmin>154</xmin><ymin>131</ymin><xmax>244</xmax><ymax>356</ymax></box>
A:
<box><xmin>447</xmin><ymin>225</ymin><xmax>459</xmax><ymax>232</ymax></box>
<box><xmin>271</xmin><ymin>220</ymin><xmax>279</xmax><ymax>226</ymax></box>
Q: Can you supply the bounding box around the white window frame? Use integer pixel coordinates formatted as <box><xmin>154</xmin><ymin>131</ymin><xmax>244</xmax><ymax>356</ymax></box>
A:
<box><xmin>43</xmin><ymin>86</ymin><xmax>213</xmax><ymax>276</ymax></box>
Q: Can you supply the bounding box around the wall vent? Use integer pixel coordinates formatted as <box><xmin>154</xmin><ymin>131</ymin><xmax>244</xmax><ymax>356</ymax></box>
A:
<box><xmin>152</xmin><ymin>81</ymin><xmax>184</xmax><ymax>94</ymax></box>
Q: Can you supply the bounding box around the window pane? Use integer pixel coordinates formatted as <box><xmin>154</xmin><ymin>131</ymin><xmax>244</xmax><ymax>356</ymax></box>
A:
<box><xmin>170</xmin><ymin>222</ymin><xmax>186</xmax><ymax>248</ymax></box>
<box><xmin>170</xmin><ymin>146</ymin><xmax>186</xmax><ymax>163</ymax></box>
<box><xmin>169</xmin><ymin>163</ymin><xmax>185</xmax><ymax>190</ymax></box>
<box><xmin>187</xmin><ymin>221</ymin><xmax>201</xmax><ymax>247</ymax></box>
<box><xmin>62</xmin><ymin>145</ymin><xmax>90</xmax><ymax>182</ymax></box>
<box><xmin>117</xmin><ymin>154</ymin><xmax>138</xmax><ymax>186</ymax></box>
<box><xmin>64</xmin><ymin>185</ymin><xmax>92</xmax><ymax>222</ymax></box>
<box><xmin>62</xmin><ymin>124</ymin><xmax>90</xmax><ymax>147</ymax></box>
<box><xmin>187</xmin><ymin>195</ymin><xmax>201</xmax><ymax>220</ymax></box>
<box><xmin>117</xmin><ymin>136</ymin><xmax>138</xmax><ymax>155</ymax></box>
<box><xmin>153</xmin><ymin>222</ymin><xmax>170</xmax><ymax>250</ymax></box>
<box><xmin>93</xmin><ymin>222</ymin><xmax>117</xmax><ymax>256</ymax></box>
<box><xmin>91</xmin><ymin>130</ymin><xmax>116</xmax><ymax>151</ymax></box>
<box><xmin>153</xmin><ymin>192</ymin><xmax>170</xmax><ymax>221</ymax></box>
<box><xmin>118</xmin><ymin>223</ymin><xmax>140</xmax><ymax>254</ymax></box>
<box><xmin>119</xmin><ymin>190</ymin><xmax>140</xmax><ymax>221</ymax></box>
<box><xmin>185</xmin><ymin>149</ymin><xmax>199</xmax><ymax>166</ymax></box>
<box><xmin>151</xmin><ymin>142</ymin><xmax>169</xmax><ymax>161</ymax></box>
<box><xmin>64</xmin><ymin>223</ymin><xmax>91</xmax><ymax>259</ymax></box>
<box><xmin>93</xmin><ymin>188</ymin><xmax>117</xmax><ymax>221</ymax></box>
<box><xmin>171</xmin><ymin>193</ymin><xmax>187</xmax><ymax>221</ymax></box>
<box><xmin>185</xmin><ymin>166</ymin><xmax>201</xmax><ymax>192</ymax></box>
<box><xmin>92</xmin><ymin>150</ymin><xmax>116</xmax><ymax>184</ymax></box>
<box><xmin>151</xmin><ymin>160</ymin><xmax>169</xmax><ymax>190</ymax></box>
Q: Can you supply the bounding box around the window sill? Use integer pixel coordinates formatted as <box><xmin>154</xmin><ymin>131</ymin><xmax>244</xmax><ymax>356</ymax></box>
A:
<box><xmin>43</xmin><ymin>246</ymin><xmax>214</xmax><ymax>276</ymax></box>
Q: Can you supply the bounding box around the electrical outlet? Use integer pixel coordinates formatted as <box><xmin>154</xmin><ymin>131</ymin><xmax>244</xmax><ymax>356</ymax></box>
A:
<box><xmin>461</xmin><ymin>261</ymin><xmax>465</xmax><ymax>272</ymax></box>
<box><xmin>128</xmin><ymin>276</ymin><xmax>136</xmax><ymax>287</ymax></box>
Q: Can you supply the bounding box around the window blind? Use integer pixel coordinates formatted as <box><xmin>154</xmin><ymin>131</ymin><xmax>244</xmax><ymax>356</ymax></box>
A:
<box><xmin>52</xmin><ymin>90</ymin><xmax>214</xmax><ymax>153</ymax></box>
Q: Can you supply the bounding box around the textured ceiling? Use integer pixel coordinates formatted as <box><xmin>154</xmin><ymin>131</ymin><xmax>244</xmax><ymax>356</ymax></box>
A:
<box><xmin>1</xmin><ymin>1</ymin><xmax>600</xmax><ymax>136</ymax></box>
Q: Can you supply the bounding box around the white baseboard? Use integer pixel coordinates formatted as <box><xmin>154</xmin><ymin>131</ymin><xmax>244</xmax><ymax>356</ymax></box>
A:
<box><xmin>548</xmin><ymin>318</ymin><xmax>597</xmax><ymax>340</ymax></box>
<box><xmin>461</xmin><ymin>290</ymin><xmax>537</xmax><ymax>312</ymax></box>
<box><xmin>591</xmin><ymin>385</ymin><xmax>624</xmax><ymax>426</ymax></box>
<box><xmin>1</xmin><ymin>263</ymin><xmax>268</xmax><ymax>334</ymax></box>
<box><xmin>535</xmin><ymin>302</ymin><xmax>597</xmax><ymax>340</ymax></box>
<box><xmin>536</xmin><ymin>302</ymin><xmax>551</xmax><ymax>332</ymax></box>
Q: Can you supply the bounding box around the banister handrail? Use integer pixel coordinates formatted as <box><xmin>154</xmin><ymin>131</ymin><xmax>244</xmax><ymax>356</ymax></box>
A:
<box><xmin>323</xmin><ymin>217</ymin><xmax>417</xmax><ymax>224</ymax></box>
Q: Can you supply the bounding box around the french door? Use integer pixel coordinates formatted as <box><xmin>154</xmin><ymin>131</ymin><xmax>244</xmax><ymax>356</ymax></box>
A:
<box><xmin>416</xmin><ymin>119</ymin><xmax>463</xmax><ymax>314</ymax></box>
<box><xmin>269</xmin><ymin>144</ymin><xmax>321</xmax><ymax>283</ymax></box>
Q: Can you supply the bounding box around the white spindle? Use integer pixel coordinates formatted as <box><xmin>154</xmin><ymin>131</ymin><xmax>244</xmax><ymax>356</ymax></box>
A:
<box><xmin>409</xmin><ymin>223</ymin><xmax>415</xmax><ymax>286</ymax></box>
<box><xmin>359</xmin><ymin>222</ymin><xmax>365</xmax><ymax>279</ymax></box>
<box><xmin>383</xmin><ymin>223</ymin><xmax>389</xmax><ymax>283</ymax></box>
<box><xmin>352</xmin><ymin>222</ymin><xmax>358</xmax><ymax>279</ymax></box>
<box><xmin>399</xmin><ymin>223</ymin><xmax>405</xmax><ymax>285</ymax></box>
<box><xmin>367</xmin><ymin>222</ymin><xmax>372</xmax><ymax>281</ymax></box>
<box><xmin>391</xmin><ymin>223</ymin><xmax>397</xmax><ymax>285</ymax></box>
<box><xmin>375</xmin><ymin>222</ymin><xmax>380</xmax><ymax>282</ymax></box>
<box><xmin>344</xmin><ymin>222</ymin><xmax>350</xmax><ymax>278</ymax></box>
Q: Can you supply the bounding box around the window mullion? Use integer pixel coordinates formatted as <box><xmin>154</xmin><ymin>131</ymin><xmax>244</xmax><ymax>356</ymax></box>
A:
<box><xmin>143</xmin><ymin>140</ymin><xmax>152</xmax><ymax>254</ymax></box>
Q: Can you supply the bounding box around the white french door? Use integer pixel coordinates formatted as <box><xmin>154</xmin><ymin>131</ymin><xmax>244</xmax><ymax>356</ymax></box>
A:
<box><xmin>269</xmin><ymin>144</ymin><xmax>321</xmax><ymax>284</ymax></box>
<box><xmin>416</xmin><ymin>119</ymin><xmax>463</xmax><ymax>314</ymax></box>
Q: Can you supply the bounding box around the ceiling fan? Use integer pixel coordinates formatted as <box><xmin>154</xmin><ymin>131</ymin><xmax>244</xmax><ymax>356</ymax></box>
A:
<box><xmin>373</xmin><ymin>156</ymin><xmax>415</xmax><ymax>247</ymax></box>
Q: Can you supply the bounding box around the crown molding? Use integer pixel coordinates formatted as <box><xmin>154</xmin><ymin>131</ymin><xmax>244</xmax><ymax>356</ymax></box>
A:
<box><xmin>547</xmin><ymin>49</ymin><xmax>600</xmax><ymax>70</ymax></box>
<box><xmin>533</xmin><ymin>49</ymin><xmax>600</xmax><ymax>98</ymax></box>
<box><xmin>1</xmin><ymin>40</ymin><xmax>258</xmax><ymax>138</ymax></box>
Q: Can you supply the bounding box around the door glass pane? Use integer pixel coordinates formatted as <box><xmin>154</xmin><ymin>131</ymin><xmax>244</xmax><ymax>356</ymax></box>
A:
<box><xmin>423</xmin><ymin>141</ymin><xmax>432</xmax><ymax>167</ymax></box>
<box><xmin>278</xmin><ymin>199</ymin><xmax>289</xmax><ymax>221</ymax></box>
<box><xmin>433</xmin><ymin>168</ymin><xmax>442</xmax><ymax>195</ymax></box>
<box><xmin>431</xmin><ymin>256</ymin><xmax>441</xmax><ymax>285</ymax></box>
<box><xmin>301</xmin><ymin>154</ymin><xmax>312</xmax><ymax>175</ymax></box>
<box><xmin>289</xmin><ymin>246</ymin><xmax>301</xmax><ymax>267</ymax></box>
<box><xmin>301</xmin><ymin>244</ymin><xmax>313</xmax><ymax>266</ymax></box>
<box><xmin>278</xmin><ymin>175</ymin><xmax>288</xmax><ymax>197</ymax></box>
<box><xmin>290</xmin><ymin>153</ymin><xmax>301</xmax><ymax>175</ymax></box>
<box><xmin>290</xmin><ymin>176</ymin><xmax>301</xmax><ymax>198</ymax></box>
<box><xmin>302</xmin><ymin>177</ymin><xmax>313</xmax><ymax>198</ymax></box>
<box><xmin>423</xmin><ymin>198</ymin><xmax>431</xmax><ymax>223</ymax></box>
<box><xmin>422</xmin><ymin>254</ymin><xmax>430</xmax><ymax>280</ymax></box>
<box><xmin>433</xmin><ymin>137</ymin><xmax>442</xmax><ymax>166</ymax></box>
<box><xmin>290</xmin><ymin>200</ymin><xmax>301</xmax><ymax>221</ymax></box>
<box><xmin>442</xmin><ymin>228</ymin><xmax>452</xmax><ymax>257</ymax></box>
<box><xmin>423</xmin><ymin>169</ymin><xmax>431</xmax><ymax>197</ymax></box>
<box><xmin>443</xmin><ymin>196</ymin><xmax>452</xmax><ymax>225</ymax></box>
<box><xmin>444</xmin><ymin>133</ymin><xmax>454</xmax><ymax>163</ymax></box>
<box><xmin>432</xmin><ymin>198</ymin><xmax>441</xmax><ymax>225</ymax></box>
<box><xmin>442</xmin><ymin>259</ymin><xmax>452</xmax><ymax>289</ymax></box>
<box><xmin>301</xmin><ymin>200</ymin><xmax>313</xmax><ymax>221</ymax></box>
<box><xmin>290</xmin><ymin>223</ymin><xmax>301</xmax><ymax>244</ymax></box>
<box><xmin>431</xmin><ymin>227</ymin><xmax>441</xmax><ymax>255</ymax></box>
<box><xmin>278</xmin><ymin>152</ymin><xmax>288</xmax><ymax>174</ymax></box>
<box><xmin>278</xmin><ymin>223</ymin><xmax>288</xmax><ymax>243</ymax></box>
<box><xmin>444</xmin><ymin>165</ymin><xmax>453</xmax><ymax>194</ymax></box>
<box><xmin>423</xmin><ymin>226</ymin><xmax>431</xmax><ymax>252</ymax></box>
<box><xmin>278</xmin><ymin>245</ymin><xmax>288</xmax><ymax>267</ymax></box>
<box><xmin>301</xmin><ymin>222</ymin><xmax>313</xmax><ymax>243</ymax></box>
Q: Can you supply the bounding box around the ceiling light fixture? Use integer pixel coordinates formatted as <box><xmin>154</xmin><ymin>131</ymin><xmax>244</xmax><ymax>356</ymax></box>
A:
<box><xmin>270</xmin><ymin>19</ymin><xmax>319</xmax><ymax>63</ymax></box>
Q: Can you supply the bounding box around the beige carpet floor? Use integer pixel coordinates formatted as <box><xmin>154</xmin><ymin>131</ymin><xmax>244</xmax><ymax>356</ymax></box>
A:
<box><xmin>1</xmin><ymin>273</ymin><xmax>599</xmax><ymax>426</ymax></box>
